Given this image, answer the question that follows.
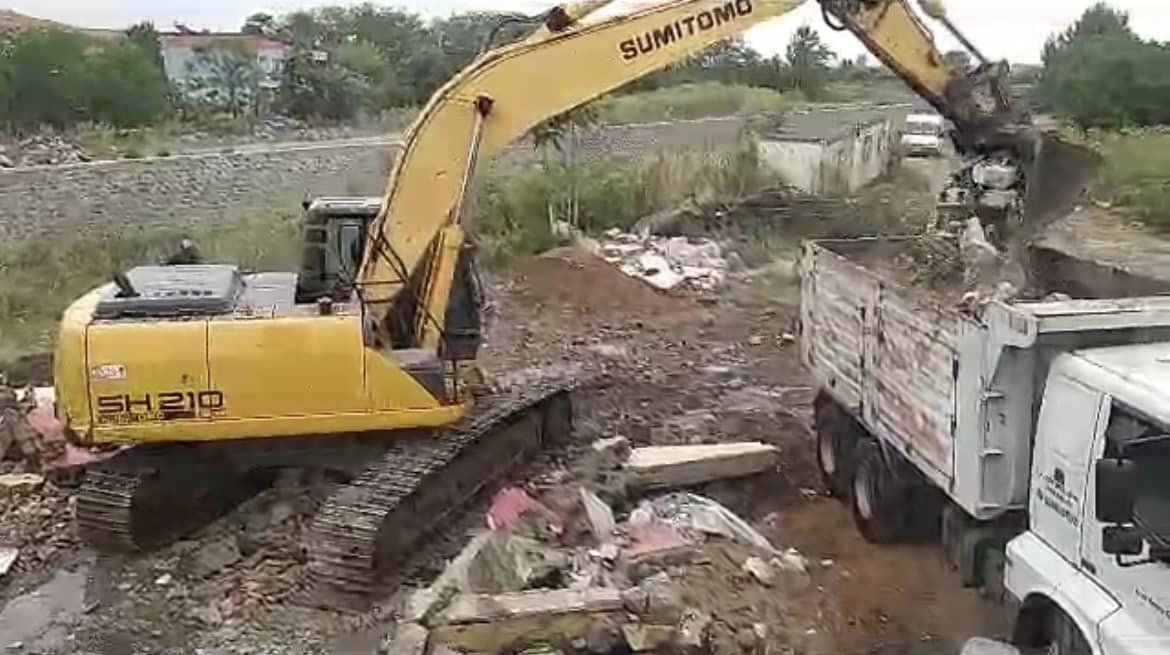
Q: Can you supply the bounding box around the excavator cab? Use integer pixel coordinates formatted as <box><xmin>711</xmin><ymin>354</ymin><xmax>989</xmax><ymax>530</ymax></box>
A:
<box><xmin>295</xmin><ymin>197</ymin><xmax>380</xmax><ymax>305</ymax></box>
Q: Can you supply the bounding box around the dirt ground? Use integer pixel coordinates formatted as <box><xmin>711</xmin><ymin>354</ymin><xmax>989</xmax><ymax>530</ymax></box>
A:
<box><xmin>0</xmin><ymin>158</ymin><xmax>1006</xmax><ymax>655</ymax></box>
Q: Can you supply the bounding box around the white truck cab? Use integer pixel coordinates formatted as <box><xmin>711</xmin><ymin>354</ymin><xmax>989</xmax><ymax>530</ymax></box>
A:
<box><xmin>1008</xmin><ymin>343</ymin><xmax>1170</xmax><ymax>655</ymax></box>
<box><xmin>901</xmin><ymin>112</ymin><xmax>945</xmax><ymax>157</ymax></box>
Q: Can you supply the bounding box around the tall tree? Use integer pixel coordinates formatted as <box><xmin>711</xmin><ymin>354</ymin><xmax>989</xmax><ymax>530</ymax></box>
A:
<box><xmin>785</xmin><ymin>25</ymin><xmax>834</xmax><ymax>99</ymax></box>
<box><xmin>88</xmin><ymin>40</ymin><xmax>171</xmax><ymax>126</ymax></box>
<box><xmin>125</xmin><ymin>22</ymin><xmax>164</xmax><ymax>73</ymax></box>
<box><xmin>1038</xmin><ymin>3</ymin><xmax>1170</xmax><ymax>129</ymax></box>
<box><xmin>0</xmin><ymin>29</ymin><xmax>90</xmax><ymax>129</ymax></box>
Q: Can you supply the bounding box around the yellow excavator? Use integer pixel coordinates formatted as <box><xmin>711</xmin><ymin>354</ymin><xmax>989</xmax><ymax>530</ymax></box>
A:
<box><xmin>54</xmin><ymin>0</ymin><xmax>1087</xmax><ymax>607</ymax></box>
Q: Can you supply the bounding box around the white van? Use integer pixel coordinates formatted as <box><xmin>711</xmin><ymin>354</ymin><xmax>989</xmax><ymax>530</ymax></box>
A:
<box><xmin>900</xmin><ymin>113</ymin><xmax>945</xmax><ymax>157</ymax></box>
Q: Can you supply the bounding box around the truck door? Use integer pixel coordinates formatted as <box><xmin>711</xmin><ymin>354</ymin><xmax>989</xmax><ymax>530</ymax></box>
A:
<box><xmin>1084</xmin><ymin>402</ymin><xmax>1170</xmax><ymax>649</ymax></box>
<box><xmin>1031</xmin><ymin>373</ymin><xmax>1105</xmax><ymax>564</ymax></box>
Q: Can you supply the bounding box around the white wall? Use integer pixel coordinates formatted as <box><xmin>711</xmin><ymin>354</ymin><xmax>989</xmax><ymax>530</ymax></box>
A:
<box><xmin>759</xmin><ymin>117</ymin><xmax>897</xmax><ymax>195</ymax></box>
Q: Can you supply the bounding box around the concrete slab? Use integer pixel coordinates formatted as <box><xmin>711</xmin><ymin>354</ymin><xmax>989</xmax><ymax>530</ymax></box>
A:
<box><xmin>625</xmin><ymin>442</ymin><xmax>778</xmax><ymax>490</ymax></box>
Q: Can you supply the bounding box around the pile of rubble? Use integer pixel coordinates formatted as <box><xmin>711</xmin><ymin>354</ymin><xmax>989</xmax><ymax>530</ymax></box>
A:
<box><xmin>0</xmin><ymin>136</ymin><xmax>93</xmax><ymax>168</ymax></box>
<box><xmin>382</xmin><ymin>437</ymin><xmax>806</xmax><ymax>655</ymax></box>
<box><xmin>595</xmin><ymin>228</ymin><xmax>741</xmax><ymax>293</ymax></box>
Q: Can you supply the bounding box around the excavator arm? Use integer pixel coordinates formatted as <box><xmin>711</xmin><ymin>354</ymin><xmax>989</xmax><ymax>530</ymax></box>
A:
<box><xmin>356</xmin><ymin>0</ymin><xmax>1090</xmax><ymax>349</ymax></box>
<box><xmin>356</xmin><ymin>0</ymin><xmax>805</xmax><ymax>346</ymax></box>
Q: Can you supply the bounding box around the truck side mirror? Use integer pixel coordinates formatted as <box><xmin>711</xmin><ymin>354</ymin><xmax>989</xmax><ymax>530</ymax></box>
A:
<box><xmin>1102</xmin><ymin>525</ymin><xmax>1144</xmax><ymax>556</ymax></box>
<box><xmin>1096</xmin><ymin>458</ymin><xmax>1136</xmax><ymax>524</ymax></box>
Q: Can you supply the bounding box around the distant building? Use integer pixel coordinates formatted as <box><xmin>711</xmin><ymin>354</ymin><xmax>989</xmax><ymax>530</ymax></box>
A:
<box><xmin>160</xmin><ymin>33</ymin><xmax>292</xmax><ymax>89</ymax></box>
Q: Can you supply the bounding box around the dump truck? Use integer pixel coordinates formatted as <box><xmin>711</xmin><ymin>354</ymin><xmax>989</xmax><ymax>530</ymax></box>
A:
<box><xmin>801</xmin><ymin>237</ymin><xmax>1170</xmax><ymax>655</ymax></box>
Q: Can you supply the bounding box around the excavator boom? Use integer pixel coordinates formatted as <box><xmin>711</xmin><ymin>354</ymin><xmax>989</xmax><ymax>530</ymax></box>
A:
<box><xmin>357</xmin><ymin>0</ymin><xmax>804</xmax><ymax>327</ymax></box>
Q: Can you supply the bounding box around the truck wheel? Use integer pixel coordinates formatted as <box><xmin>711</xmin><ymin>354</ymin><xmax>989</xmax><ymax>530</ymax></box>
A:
<box><xmin>814</xmin><ymin>395</ymin><xmax>859</xmax><ymax>498</ymax></box>
<box><xmin>851</xmin><ymin>440</ymin><xmax>905</xmax><ymax>543</ymax></box>
<box><xmin>1049</xmin><ymin>611</ymin><xmax>1091</xmax><ymax>655</ymax></box>
<box><xmin>977</xmin><ymin>544</ymin><xmax>1006</xmax><ymax>603</ymax></box>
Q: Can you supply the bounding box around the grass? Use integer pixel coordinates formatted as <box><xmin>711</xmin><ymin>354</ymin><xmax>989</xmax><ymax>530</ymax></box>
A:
<box><xmin>1087</xmin><ymin>129</ymin><xmax>1170</xmax><ymax>229</ymax></box>
<box><xmin>594</xmin><ymin>82</ymin><xmax>790</xmax><ymax>124</ymax></box>
<box><xmin>0</xmin><ymin>212</ymin><xmax>301</xmax><ymax>359</ymax></box>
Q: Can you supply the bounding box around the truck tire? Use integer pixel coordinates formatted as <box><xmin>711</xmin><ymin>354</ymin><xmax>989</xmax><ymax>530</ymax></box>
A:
<box><xmin>1050</xmin><ymin>611</ymin><xmax>1092</xmax><ymax>655</ymax></box>
<box><xmin>814</xmin><ymin>394</ymin><xmax>860</xmax><ymax>498</ymax></box>
<box><xmin>851</xmin><ymin>439</ymin><xmax>906</xmax><ymax>543</ymax></box>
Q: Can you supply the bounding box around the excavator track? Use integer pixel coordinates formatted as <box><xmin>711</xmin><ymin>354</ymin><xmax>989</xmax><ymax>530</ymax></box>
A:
<box><xmin>74</xmin><ymin>374</ymin><xmax>578</xmax><ymax>610</ymax></box>
<box><xmin>76</xmin><ymin>445</ymin><xmax>261</xmax><ymax>552</ymax></box>
<box><xmin>305</xmin><ymin>376</ymin><xmax>576</xmax><ymax>609</ymax></box>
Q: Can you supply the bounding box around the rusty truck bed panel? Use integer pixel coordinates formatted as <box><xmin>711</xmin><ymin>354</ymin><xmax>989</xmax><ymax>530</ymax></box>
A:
<box><xmin>801</xmin><ymin>241</ymin><xmax>959</xmax><ymax>485</ymax></box>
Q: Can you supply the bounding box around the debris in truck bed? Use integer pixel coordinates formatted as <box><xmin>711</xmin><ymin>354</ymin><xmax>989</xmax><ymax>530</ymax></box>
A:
<box><xmin>625</xmin><ymin>442</ymin><xmax>779</xmax><ymax>490</ymax></box>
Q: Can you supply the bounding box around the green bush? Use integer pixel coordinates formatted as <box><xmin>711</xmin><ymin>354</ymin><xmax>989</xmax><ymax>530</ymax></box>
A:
<box><xmin>1091</xmin><ymin>130</ymin><xmax>1170</xmax><ymax>228</ymax></box>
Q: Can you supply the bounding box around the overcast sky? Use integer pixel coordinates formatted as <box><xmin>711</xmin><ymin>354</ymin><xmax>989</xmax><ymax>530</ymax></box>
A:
<box><xmin>5</xmin><ymin>0</ymin><xmax>1170</xmax><ymax>63</ymax></box>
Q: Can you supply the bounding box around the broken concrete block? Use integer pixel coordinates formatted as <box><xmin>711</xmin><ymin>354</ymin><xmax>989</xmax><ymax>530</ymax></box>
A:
<box><xmin>379</xmin><ymin>622</ymin><xmax>428</xmax><ymax>655</ymax></box>
<box><xmin>625</xmin><ymin>442</ymin><xmax>778</xmax><ymax>490</ymax></box>
<box><xmin>467</xmin><ymin>532</ymin><xmax>572</xmax><ymax>593</ymax></box>
<box><xmin>622</xmin><ymin>572</ymin><xmax>683</xmax><ymax>624</ymax></box>
<box><xmin>430</xmin><ymin>587</ymin><xmax>624</xmax><ymax>654</ymax></box>
<box><xmin>0</xmin><ymin>547</ymin><xmax>17</xmax><ymax>577</ymax></box>
<box><xmin>402</xmin><ymin>586</ymin><xmax>452</xmax><ymax>625</ymax></box>
<box><xmin>590</xmin><ymin>436</ymin><xmax>631</xmax><ymax>470</ymax></box>
<box><xmin>579</xmin><ymin>487</ymin><xmax>616</xmax><ymax>543</ymax></box>
<box><xmin>437</xmin><ymin>587</ymin><xmax>623</xmax><ymax>624</ymax></box>
<box><xmin>622</xmin><ymin>623</ymin><xmax>676</xmax><ymax>651</ymax></box>
<box><xmin>0</xmin><ymin>473</ymin><xmax>43</xmax><ymax>494</ymax></box>
<box><xmin>431</xmin><ymin>530</ymin><xmax>493</xmax><ymax>594</ymax></box>
<box><xmin>742</xmin><ymin>556</ymin><xmax>775</xmax><ymax>587</ymax></box>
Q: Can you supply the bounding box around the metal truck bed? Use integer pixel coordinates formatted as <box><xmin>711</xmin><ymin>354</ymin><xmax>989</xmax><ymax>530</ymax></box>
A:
<box><xmin>800</xmin><ymin>238</ymin><xmax>1170</xmax><ymax>519</ymax></box>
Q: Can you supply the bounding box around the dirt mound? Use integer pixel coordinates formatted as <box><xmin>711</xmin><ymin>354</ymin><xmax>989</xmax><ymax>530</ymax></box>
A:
<box><xmin>509</xmin><ymin>248</ymin><xmax>691</xmax><ymax>318</ymax></box>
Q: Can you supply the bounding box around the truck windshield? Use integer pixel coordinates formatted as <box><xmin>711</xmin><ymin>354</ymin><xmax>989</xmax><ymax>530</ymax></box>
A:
<box><xmin>905</xmin><ymin>120</ymin><xmax>940</xmax><ymax>136</ymax></box>
<box><xmin>1107</xmin><ymin>407</ymin><xmax>1170</xmax><ymax>547</ymax></box>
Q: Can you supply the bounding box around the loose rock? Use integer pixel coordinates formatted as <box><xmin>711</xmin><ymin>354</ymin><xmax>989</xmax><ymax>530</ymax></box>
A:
<box><xmin>379</xmin><ymin>622</ymin><xmax>429</xmax><ymax>655</ymax></box>
<box><xmin>191</xmin><ymin>604</ymin><xmax>223</xmax><ymax>627</ymax></box>
<box><xmin>0</xmin><ymin>473</ymin><xmax>44</xmax><ymax>494</ymax></box>
<box><xmin>466</xmin><ymin>532</ymin><xmax>572</xmax><ymax>593</ymax></box>
<box><xmin>742</xmin><ymin>556</ymin><xmax>775</xmax><ymax>586</ymax></box>
<box><xmin>181</xmin><ymin>535</ymin><xmax>241</xmax><ymax>579</ymax></box>
<box><xmin>579</xmin><ymin>487</ymin><xmax>616</xmax><ymax>543</ymax></box>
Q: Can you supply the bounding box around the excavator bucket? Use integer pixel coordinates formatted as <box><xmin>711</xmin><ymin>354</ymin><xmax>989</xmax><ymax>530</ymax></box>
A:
<box><xmin>1020</xmin><ymin>131</ymin><xmax>1103</xmax><ymax>231</ymax></box>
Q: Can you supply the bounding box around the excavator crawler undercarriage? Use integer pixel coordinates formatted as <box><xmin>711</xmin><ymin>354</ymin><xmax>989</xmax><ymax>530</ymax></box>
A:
<box><xmin>76</xmin><ymin>376</ymin><xmax>577</xmax><ymax>610</ymax></box>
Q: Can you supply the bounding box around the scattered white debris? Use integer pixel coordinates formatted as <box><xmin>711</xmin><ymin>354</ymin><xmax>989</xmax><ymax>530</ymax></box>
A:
<box><xmin>599</xmin><ymin>230</ymin><xmax>730</xmax><ymax>292</ymax></box>
<box><xmin>0</xmin><ymin>547</ymin><xmax>18</xmax><ymax>577</ymax></box>
<box><xmin>961</xmin><ymin>637</ymin><xmax>1022</xmax><ymax>655</ymax></box>
<box><xmin>579</xmin><ymin>488</ymin><xmax>617</xmax><ymax>544</ymax></box>
<box><xmin>154</xmin><ymin>573</ymin><xmax>172</xmax><ymax>586</ymax></box>
<box><xmin>0</xmin><ymin>473</ymin><xmax>44</xmax><ymax>494</ymax></box>
<box><xmin>641</xmin><ymin>492</ymin><xmax>776</xmax><ymax>553</ymax></box>
<box><xmin>742</xmin><ymin>556</ymin><xmax>775</xmax><ymax>586</ymax></box>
